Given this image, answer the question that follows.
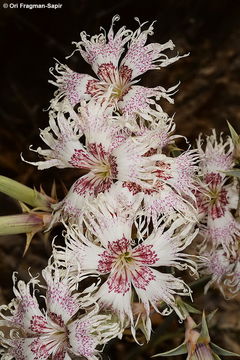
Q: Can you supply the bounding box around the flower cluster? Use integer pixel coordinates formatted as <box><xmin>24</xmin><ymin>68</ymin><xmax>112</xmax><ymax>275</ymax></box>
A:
<box><xmin>1</xmin><ymin>15</ymin><xmax>240</xmax><ymax>359</ymax></box>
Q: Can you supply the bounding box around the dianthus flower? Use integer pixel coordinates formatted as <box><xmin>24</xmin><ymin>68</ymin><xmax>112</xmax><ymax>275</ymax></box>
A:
<box><xmin>49</xmin><ymin>15</ymin><xmax>187</xmax><ymax>120</ymax></box>
<box><xmin>0</xmin><ymin>267</ymin><xmax>121</xmax><ymax>360</ymax></box>
<box><xmin>28</xmin><ymin>99</ymin><xmax>198</xmax><ymax>225</ymax></box>
<box><xmin>197</xmin><ymin>249</ymin><xmax>235</xmax><ymax>294</ymax></box>
<box><xmin>195</xmin><ymin>130</ymin><xmax>240</xmax><ymax>253</ymax></box>
<box><xmin>53</xmin><ymin>201</ymin><xmax>198</xmax><ymax>338</ymax></box>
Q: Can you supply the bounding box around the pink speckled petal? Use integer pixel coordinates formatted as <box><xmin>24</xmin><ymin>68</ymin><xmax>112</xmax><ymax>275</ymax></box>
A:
<box><xmin>74</xmin><ymin>15</ymin><xmax>132</xmax><ymax>75</ymax></box>
<box><xmin>42</xmin><ymin>268</ymin><xmax>80</xmax><ymax>324</ymax></box>
<box><xmin>0</xmin><ymin>278</ymin><xmax>44</xmax><ymax>333</ymax></box>
<box><xmin>8</xmin><ymin>337</ymin><xmax>51</xmax><ymax>360</ymax></box>
<box><xmin>49</xmin><ymin>62</ymin><xmax>97</xmax><ymax>106</ymax></box>
<box><xmin>27</xmin><ymin>111</ymin><xmax>83</xmax><ymax>170</ymax></box>
<box><xmin>206</xmin><ymin>212</ymin><xmax>240</xmax><ymax>254</ymax></box>
<box><xmin>196</xmin><ymin>129</ymin><xmax>234</xmax><ymax>173</ymax></box>
<box><xmin>68</xmin><ymin>318</ymin><xmax>99</xmax><ymax>359</ymax></box>
<box><xmin>135</xmin><ymin>269</ymin><xmax>191</xmax><ymax>316</ymax></box>
<box><xmin>144</xmin><ymin>185</ymin><xmax>196</xmax><ymax>223</ymax></box>
<box><xmin>119</xmin><ymin>84</ymin><xmax>176</xmax><ymax>117</ymax></box>
<box><xmin>120</xmin><ymin>20</ymin><xmax>187</xmax><ymax>79</ymax></box>
<box><xmin>94</xmin><ymin>280</ymin><xmax>133</xmax><ymax>324</ymax></box>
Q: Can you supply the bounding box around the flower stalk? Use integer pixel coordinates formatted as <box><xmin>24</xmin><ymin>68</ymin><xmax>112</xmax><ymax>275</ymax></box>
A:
<box><xmin>0</xmin><ymin>175</ymin><xmax>54</xmax><ymax>210</ymax></box>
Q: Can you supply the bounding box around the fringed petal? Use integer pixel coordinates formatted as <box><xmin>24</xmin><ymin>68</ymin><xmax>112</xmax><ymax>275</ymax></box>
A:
<box><xmin>49</xmin><ymin>62</ymin><xmax>96</xmax><ymax>107</ymax></box>
<box><xmin>59</xmin><ymin>224</ymin><xmax>105</xmax><ymax>275</ymax></box>
<box><xmin>113</xmin><ymin>136</ymin><xmax>156</xmax><ymax>187</ymax></box>
<box><xmin>94</xmin><ymin>281</ymin><xmax>133</xmax><ymax>325</ymax></box>
<box><xmin>26</xmin><ymin>111</ymin><xmax>83</xmax><ymax>170</ymax></box>
<box><xmin>196</xmin><ymin>129</ymin><xmax>234</xmax><ymax>174</ymax></box>
<box><xmin>84</xmin><ymin>205</ymin><xmax>132</xmax><ymax>248</ymax></box>
<box><xmin>225</xmin><ymin>259</ymin><xmax>240</xmax><ymax>294</ymax></box>
<box><xmin>205</xmin><ymin>213</ymin><xmax>240</xmax><ymax>254</ymax></box>
<box><xmin>42</xmin><ymin>266</ymin><xmax>80</xmax><ymax>324</ymax></box>
<box><xmin>119</xmin><ymin>84</ymin><xmax>177</xmax><ymax>118</ymax></box>
<box><xmin>50</xmin><ymin>179</ymin><xmax>93</xmax><ymax>225</ymax></box>
<box><xmin>73</xmin><ymin>15</ymin><xmax>132</xmax><ymax>76</ymax></box>
<box><xmin>0</xmin><ymin>275</ymin><xmax>43</xmax><ymax>333</ymax></box>
<box><xmin>143</xmin><ymin>185</ymin><xmax>197</xmax><ymax>225</ymax></box>
<box><xmin>132</xmin><ymin>115</ymin><xmax>178</xmax><ymax>150</ymax></box>
<box><xmin>120</xmin><ymin>19</ymin><xmax>188</xmax><ymax>79</ymax></box>
<box><xmin>151</xmin><ymin>150</ymin><xmax>198</xmax><ymax>198</ymax></box>
<box><xmin>68</xmin><ymin>309</ymin><xmax>121</xmax><ymax>359</ymax></box>
<box><xmin>143</xmin><ymin>218</ymin><xmax>198</xmax><ymax>272</ymax></box>
<box><xmin>135</xmin><ymin>269</ymin><xmax>192</xmax><ymax>320</ymax></box>
<box><xmin>198</xmin><ymin>249</ymin><xmax>234</xmax><ymax>295</ymax></box>
<box><xmin>7</xmin><ymin>337</ymin><xmax>51</xmax><ymax>360</ymax></box>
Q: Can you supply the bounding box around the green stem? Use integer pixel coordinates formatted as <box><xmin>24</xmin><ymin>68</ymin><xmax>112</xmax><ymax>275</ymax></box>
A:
<box><xmin>0</xmin><ymin>176</ymin><xmax>50</xmax><ymax>209</ymax></box>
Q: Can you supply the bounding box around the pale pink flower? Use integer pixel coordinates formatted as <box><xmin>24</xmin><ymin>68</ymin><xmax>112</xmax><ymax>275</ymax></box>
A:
<box><xmin>196</xmin><ymin>129</ymin><xmax>234</xmax><ymax>174</ymax></box>
<box><xmin>197</xmin><ymin>249</ymin><xmax>234</xmax><ymax>294</ymax></box>
<box><xmin>195</xmin><ymin>130</ymin><xmax>240</xmax><ymax>254</ymax></box>
<box><xmin>195</xmin><ymin>173</ymin><xmax>240</xmax><ymax>253</ymax></box>
<box><xmin>55</xmin><ymin>203</ymin><xmax>198</xmax><ymax>337</ymax></box>
<box><xmin>49</xmin><ymin>15</ymin><xmax>187</xmax><ymax>119</ymax></box>
<box><xmin>0</xmin><ymin>268</ymin><xmax>121</xmax><ymax>360</ymax></box>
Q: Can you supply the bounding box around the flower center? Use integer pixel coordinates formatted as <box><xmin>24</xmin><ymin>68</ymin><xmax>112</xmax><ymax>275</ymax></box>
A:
<box><xmin>92</xmin><ymin>160</ymin><xmax>113</xmax><ymax>179</ymax></box>
<box><xmin>115</xmin><ymin>250</ymin><xmax>134</xmax><ymax>268</ymax></box>
<box><xmin>29</xmin><ymin>313</ymin><xmax>68</xmax><ymax>357</ymax></box>
<box><xmin>196</xmin><ymin>173</ymin><xmax>229</xmax><ymax>219</ymax></box>
<box><xmin>97</xmin><ymin>237</ymin><xmax>158</xmax><ymax>294</ymax></box>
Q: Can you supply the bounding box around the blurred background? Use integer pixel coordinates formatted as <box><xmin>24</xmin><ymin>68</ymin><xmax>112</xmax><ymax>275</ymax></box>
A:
<box><xmin>0</xmin><ymin>0</ymin><xmax>240</xmax><ymax>358</ymax></box>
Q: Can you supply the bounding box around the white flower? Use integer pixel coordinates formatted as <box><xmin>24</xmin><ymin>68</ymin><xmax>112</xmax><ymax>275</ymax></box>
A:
<box><xmin>55</xmin><ymin>203</ymin><xmax>198</xmax><ymax>338</ymax></box>
<box><xmin>49</xmin><ymin>15</ymin><xmax>187</xmax><ymax>119</ymax></box>
<box><xmin>0</xmin><ymin>268</ymin><xmax>121</xmax><ymax>360</ymax></box>
<box><xmin>28</xmin><ymin>100</ymin><xmax>197</xmax><ymax>224</ymax></box>
<box><xmin>122</xmin><ymin>149</ymin><xmax>198</xmax><ymax>224</ymax></box>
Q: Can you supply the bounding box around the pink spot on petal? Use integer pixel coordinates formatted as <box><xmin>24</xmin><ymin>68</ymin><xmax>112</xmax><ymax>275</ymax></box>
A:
<box><xmin>131</xmin><ymin>266</ymin><xmax>156</xmax><ymax>290</ymax></box>
<box><xmin>30</xmin><ymin>315</ymin><xmax>48</xmax><ymax>334</ymax></box>
<box><xmin>133</xmin><ymin>244</ymin><xmax>159</xmax><ymax>264</ymax></box>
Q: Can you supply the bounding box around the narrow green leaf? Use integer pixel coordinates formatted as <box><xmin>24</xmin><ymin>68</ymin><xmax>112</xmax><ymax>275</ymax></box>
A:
<box><xmin>199</xmin><ymin>312</ymin><xmax>210</xmax><ymax>343</ymax></box>
<box><xmin>211</xmin><ymin>343</ymin><xmax>240</xmax><ymax>357</ymax></box>
<box><xmin>183</xmin><ymin>302</ymin><xmax>201</xmax><ymax>315</ymax></box>
<box><xmin>0</xmin><ymin>176</ymin><xmax>50</xmax><ymax>209</ymax></box>
<box><xmin>152</xmin><ymin>342</ymin><xmax>187</xmax><ymax>357</ymax></box>
<box><xmin>227</xmin><ymin>121</ymin><xmax>240</xmax><ymax>145</ymax></box>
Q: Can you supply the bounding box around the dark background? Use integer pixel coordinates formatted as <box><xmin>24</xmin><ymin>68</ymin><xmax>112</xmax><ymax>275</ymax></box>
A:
<box><xmin>0</xmin><ymin>1</ymin><xmax>240</xmax><ymax>359</ymax></box>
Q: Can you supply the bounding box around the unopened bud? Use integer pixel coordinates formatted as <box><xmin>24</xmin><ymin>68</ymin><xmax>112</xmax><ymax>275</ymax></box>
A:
<box><xmin>0</xmin><ymin>213</ymin><xmax>51</xmax><ymax>235</ymax></box>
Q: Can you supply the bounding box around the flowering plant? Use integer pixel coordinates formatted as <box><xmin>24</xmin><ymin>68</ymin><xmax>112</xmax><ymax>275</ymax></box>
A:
<box><xmin>0</xmin><ymin>15</ymin><xmax>240</xmax><ymax>359</ymax></box>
